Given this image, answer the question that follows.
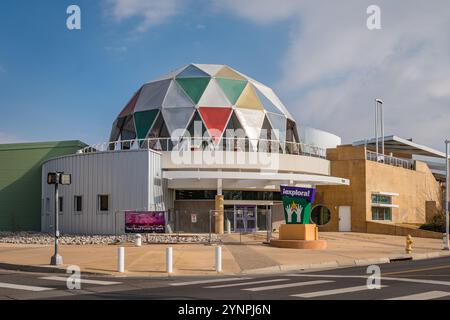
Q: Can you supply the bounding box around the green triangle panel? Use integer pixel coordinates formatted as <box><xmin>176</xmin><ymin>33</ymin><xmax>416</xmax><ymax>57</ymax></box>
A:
<box><xmin>216</xmin><ymin>78</ymin><xmax>247</xmax><ymax>105</ymax></box>
<box><xmin>134</xmin><ymin>109</ymin><xmax>159</xmax><ymax>140</ymax></box>
<box><xmin>176</xmin><ymin>77</ymin><xmax>211</xmax><ymax>104</ymax></box>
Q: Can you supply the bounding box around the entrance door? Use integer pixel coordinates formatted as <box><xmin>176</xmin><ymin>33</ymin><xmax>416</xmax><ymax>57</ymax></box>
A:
<box><xmin>338</xmin><ymin>206</ymin><xmax>351</xmax><ymax>232</ymax></box>
<box><xmin>234</xmin><ymin>205</ymin><xmax>257</xmax><ymax>232</ymax></box>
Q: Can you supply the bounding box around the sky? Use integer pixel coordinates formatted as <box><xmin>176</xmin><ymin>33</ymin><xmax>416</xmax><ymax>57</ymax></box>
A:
<box><xmin>0</xmin><ymin>0</ymin><xmax>449</xmax><ymax>151</ymax></box>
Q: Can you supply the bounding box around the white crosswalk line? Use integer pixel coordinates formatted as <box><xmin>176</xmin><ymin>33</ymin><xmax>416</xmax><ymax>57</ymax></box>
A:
<box><xmin>170</xmin><ymin>277</ymin><xmax>252</xmax><ymax>286</ymax></box>
<box><xmin>0</xmin><ymin>282</ymin><xmax>54</xmax><ymax>292</ymax></box>
<box><xmin>40</xmin><ymin>276</ymin><xmax>121</xmax><ymax>285</ymax></box>
<box><xmin>205</xmin><ymin>279</ymin><xmax>289</xmax><ymax>289</ymax></box>
<box><xmin>243</xmin><ymin>280</ymin><xmax>333</xmax><ymax>292</ymax></box>
<box><xmin>386</xmin><ymin>291</ymin><xmax>450</xmax><ymax>300</ymax></box>
<box><xmin>292</xmin><ymin>285</ymin><xmax>387</xmax><ymax>298</ymax></box>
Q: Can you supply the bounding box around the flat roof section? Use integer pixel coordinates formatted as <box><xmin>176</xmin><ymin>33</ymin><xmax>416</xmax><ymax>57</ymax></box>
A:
<box><xmin>352</xmin><ymin>135</ymin><xmax>447</xmax><ymax>158</ymax></box>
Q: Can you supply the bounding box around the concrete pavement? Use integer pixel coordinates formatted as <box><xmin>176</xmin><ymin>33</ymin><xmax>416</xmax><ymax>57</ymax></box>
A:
<box><xmin>0</xmin><ymin>232</ymin><xmax>449</xmax><ymax>276</ymax></box>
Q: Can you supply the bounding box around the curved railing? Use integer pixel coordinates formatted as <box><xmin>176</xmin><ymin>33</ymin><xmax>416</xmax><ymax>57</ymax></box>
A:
<box><xmin>78</xmin><ymin>137</ymin><xmax>327</xmax><ymax>158</ymax></box>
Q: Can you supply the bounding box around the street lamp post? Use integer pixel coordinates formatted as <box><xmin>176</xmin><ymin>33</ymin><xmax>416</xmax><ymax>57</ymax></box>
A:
<box><xmin>375</xmin><ymin>99</ymin><xmax>384</xmax><ymax>160</ymax></box>
<box><xmin>445</xmin><ymin>140</ymin><xmax>450</xmax><ymax>250</ymax></box>
<box><xmin>50</xmin><ymin>175</ymin><xmax>63</xmax><ymax>265</ymax></box>
<box><xmin>47</xmin><ymin>171</ymin><xmax>71</xmax><ymax>265</ymax></box>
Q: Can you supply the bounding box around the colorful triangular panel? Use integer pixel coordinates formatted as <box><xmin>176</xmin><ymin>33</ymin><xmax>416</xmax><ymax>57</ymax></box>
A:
<box><xmin>251</xmin><ymin>81</ymin><xmax>294</xmax><ymax>120</ymax></box>
<box><xmin>266</xmin><ymin>112</ymin><xmax>287</xmax><ymax>142</ymax></box>
<box><xmin>199</xmin><ymin>107</ymin><xmax>232</xmax><ymax>143</ymax></box>
<box><xmin>177</xmin><ymin>65</ymin><xmax>210</xmax><ymax>78</ymax></box>
<box><xmin>162</xmin><ymin>107</ymin><xmax>195</xmax><ymax>139</ymax></box>
<box><xmin>135</xmin><ymin>80</ymin><xmax>171</xmax><ymax>112</ymax></box>
<box><xmin>235</xmin><ymin>83</ymin><xmax>263</xmax><ymax>110</ymax></box>
<box><xmin>163</xmin><ymin>80</ymin><xmax>195</xmax><ymax>108</ymax></box>
<box><xmin>234</xmin><ymin>108</ymin><xmax>265</xmax><ymax>151</ymax></box>
<box><xmin>215</xmin><ymin>66</ymin><xmax>246</xmax><ymax>80</ymax></box>
<box><xmin>134</xmin><ymin>109</ymin><xmax>159</xmax><ymax>140</ymax></box>
<box><xmin>216</xmin><ymin>78</ymin><xmax>247</xmax><ymax>105</ymax></box>
<box><xmin>153</xmin><ymin>65</ymin><xmax>188</xmax><ymax>81</ymax></box>
<box><xmin>197</xmin><ymin>78</ymin><xmax>231</xmax><ymax>107</ymax></box>
<box><xmin>176</xmin><ymin>77</ymin><xmax>211</xmax><ymax>104</ymax></box>
<box><xmin>254</xmin><ymin>86</ymin><xmax>284</xmax><ymax>115</ymax></box>
<box><xmin>194</xmin><ymin>64</ymin><xmax>223</xmax><ymax>76</ymax></box>
<box><xmin>119</xmin><ymin>88</ymin><xmax>142</xmax><ymax>117</ymax></box>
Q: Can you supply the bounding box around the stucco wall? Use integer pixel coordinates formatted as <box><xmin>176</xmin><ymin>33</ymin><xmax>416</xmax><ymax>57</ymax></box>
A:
<box><xmin>315</xmin><ymin>145</ymin><xmax>442</xmax><ymax>234</ymax></box>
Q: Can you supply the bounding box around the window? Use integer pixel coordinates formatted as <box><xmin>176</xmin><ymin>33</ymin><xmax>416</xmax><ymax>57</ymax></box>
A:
<box><xmin>372</xmin><ymin>207</ymin><xmax>392</xmax><ymax>221</ymax></box>
<box><xmin>371</xmin><ymin>194</ymin><xmax>391</xmax><ymax>205</ymax></box>
<box><xmin>58</xmin><ymin>197</ymin><xmax>63</xmax><ymax>213</ymax></box>
<box><xmin>311</xmin><ymin>205</ymin><xmax>332</xmax><ymax>225</ymax></box>
<box><xmin>45</xmin><ymin>198</ymin><xmax>51</xmax><ymax>214</ymax></box>
<box><xmin>74</xmin><ymin>196</ymin><xmax>82</xmax><ymax>213</ymax></box>
<box><xmin>98</xmin><ymin>195</ymin><xmax>109</xmax><ymax>212</ymax></box>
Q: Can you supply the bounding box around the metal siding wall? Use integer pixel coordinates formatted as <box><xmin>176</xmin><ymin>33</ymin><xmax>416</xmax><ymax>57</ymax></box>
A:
<box><xmin>41</xmin><ymin>150</ymin><xmax>161</xmax><ymax>235</ymax></box>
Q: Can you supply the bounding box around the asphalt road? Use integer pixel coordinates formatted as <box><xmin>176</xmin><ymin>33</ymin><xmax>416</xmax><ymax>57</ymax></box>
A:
<box><xmin>2</xmin><ymin>256</ymin><xmax>450</xmax><ymax>300</ymax></box>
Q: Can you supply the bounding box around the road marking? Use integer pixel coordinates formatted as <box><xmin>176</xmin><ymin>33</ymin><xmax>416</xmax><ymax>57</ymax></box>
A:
<box><xmin>0</xmin><ymin>282</ymin><xmax>54</xmax><ymax>292</ymax></box>
<box><xmin>288</xmin><ymin>273</ymin><xmax>450</xmax><ymax>286</ymax></box>
<box><xmin>205</xmin><ymin>279</ymin><xmax>289</xmax><ymax>289</ymax></box>
<box><xmin>40</xmin><ymin>276</ymin><xmax>121</xmax><ymax>285</ymax></box>
<box><xmin>243</xmin><ymin>280</ymin><xmax>333</xmax><ymax>292</ymax></box>
<box><xmin>292</xmin><ymin>285</ymin><xmax>387</xmax><ymax>298</ymax></box>
<box><xmin>384</xmin><ymin>265</ymin><xmax>450</xmax><ymax>276</ymax></box>
<box><xmin>386</xmin><ymin>291</ymin><xmax>450</xmax><ymax>300</ymax></box>
<box><xmin>170</xmin><ymin>277</ymin><xmax>252</xmax><ymax>286</ymax></box>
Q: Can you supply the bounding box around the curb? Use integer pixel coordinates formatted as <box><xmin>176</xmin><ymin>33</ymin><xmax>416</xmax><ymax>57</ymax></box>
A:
<box><xmin>2</xmin><ymin>250</ymin><xmax>450</xmax><ymax>277</ymax></box>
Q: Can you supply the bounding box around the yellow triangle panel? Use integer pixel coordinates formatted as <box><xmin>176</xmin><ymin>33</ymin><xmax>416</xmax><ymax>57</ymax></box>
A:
<box><xmin>215</xmin><ymin>66</ymin><xmax>246</xmax><ymax>81</ymax></box>
<box><xmin>235</xmin><ymin>83</ymin><xmax>263</xmax><ymax>110</ymax></box>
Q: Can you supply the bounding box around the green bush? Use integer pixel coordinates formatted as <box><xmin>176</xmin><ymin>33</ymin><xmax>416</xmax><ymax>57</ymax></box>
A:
<box><xmin>419</xmin><ymin>213</ymin><xmax>445</xmax><ymax>233</ymax></box>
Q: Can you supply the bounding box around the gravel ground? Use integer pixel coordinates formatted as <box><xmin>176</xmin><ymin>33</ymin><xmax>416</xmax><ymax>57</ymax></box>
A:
<box><xmin>0</xmin><ymin>232</ymin><xmax>220</xmax><ymax>245</ymax></box>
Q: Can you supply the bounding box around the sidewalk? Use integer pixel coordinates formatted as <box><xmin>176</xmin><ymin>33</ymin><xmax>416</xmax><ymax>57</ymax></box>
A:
<box><xmin>0</xmin><ymin>232</ymin><xmax>448</xmax><ymax>276</ymax></box>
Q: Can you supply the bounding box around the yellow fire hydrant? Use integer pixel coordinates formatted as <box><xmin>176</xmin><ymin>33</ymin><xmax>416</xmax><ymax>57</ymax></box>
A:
<box><xmin>406</xmin><ymin>235</ymin><xmax>413</xmax><ymax>254</ymax></box>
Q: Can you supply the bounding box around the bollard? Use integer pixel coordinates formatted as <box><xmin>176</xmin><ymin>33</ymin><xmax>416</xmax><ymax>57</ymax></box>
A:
<box><xmin>117</xmin><ymin>247</ymin><xmax>125</xmax><ymax>273</ymax></box>
<box><xmin>166</xmin><ymin>247</ymin><xmax>173</xmax><ymax>274</ymax></box>
<box><xmin>225</xmin><ymin>219</ymin><xmax>231</xmax><ymax>234</ymax></box>
<box><xmin>215</xmin><ymin>246</ymin><xmax>222</xmax><ymax>272</ymax></box>
<box><xmin>134</xmin><ymin>234</ymin><xmax>142</xmax><ymax>247</ymax></box>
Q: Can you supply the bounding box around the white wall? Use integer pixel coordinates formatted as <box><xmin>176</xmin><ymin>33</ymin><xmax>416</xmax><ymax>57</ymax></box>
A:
<box><xmin>299</xmin><ymin>126</ymin><xmax>342</xmax><ymax>149</ymax></box>
<box><xmin>41</xmin><ymin>149</ymin><xmax>163</xmax><ymax>235</ymax></box>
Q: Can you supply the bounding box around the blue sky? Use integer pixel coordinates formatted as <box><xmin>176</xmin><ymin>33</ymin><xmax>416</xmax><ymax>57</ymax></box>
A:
<box><xmin>1</xmin><ymin>0</ymin><xmax>449</xmax><ymax>150</ymax></box>
<box><xmin>0</xmin><ymin>0</ymin><xmax>290</xmax><ymax>144</ymax></box>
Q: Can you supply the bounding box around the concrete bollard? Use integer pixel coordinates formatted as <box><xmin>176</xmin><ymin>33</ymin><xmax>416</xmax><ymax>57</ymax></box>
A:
<box><xmin>166</xmin><ymin>247</ymin><xmax>173</xmax><ymax>274</ymax></box>
<box><xmin>117</xmin><ymin>247</ymin><xmax>125</xmax><ymax>273</ymax></box>
<box><xmin>134</xmin><ymin>234</ymin><xmax>142</xmax><ymax>247</ymax></box>
<box><xmin>225</xmin><ymin>219</ymin><xmax>231</xmax><ymax>234</ymax></box>
<box><xmin>215</xmin><ymin>246</ymin><xmax>222</xmax><ymax>272</ymax></box>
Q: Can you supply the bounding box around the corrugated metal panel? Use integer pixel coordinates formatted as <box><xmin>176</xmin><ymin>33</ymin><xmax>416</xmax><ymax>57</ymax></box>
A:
<box><xmin>42</xmin><ymin>150</ymin><xmax>163</xmax><ymax>235</ymax></box>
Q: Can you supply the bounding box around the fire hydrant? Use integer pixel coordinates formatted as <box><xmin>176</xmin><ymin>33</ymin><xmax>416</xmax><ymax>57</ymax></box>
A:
<box><xmin>405</xmin><ymin>235</ymin><xmax>413</xmax><ymax>254</ymax></box>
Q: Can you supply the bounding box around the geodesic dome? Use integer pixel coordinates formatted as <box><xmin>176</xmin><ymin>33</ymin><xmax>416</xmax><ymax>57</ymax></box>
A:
<box><xmin>110</xmin><ymin>64</ymin><xmax>299</xmax><ymax>151</ymax></box>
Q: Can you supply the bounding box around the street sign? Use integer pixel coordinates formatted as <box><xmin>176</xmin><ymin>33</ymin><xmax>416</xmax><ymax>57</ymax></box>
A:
<box><xmin>47</xmin><ymin>172</ymin><xmax>71</xmax><ymax>185</ymax></box>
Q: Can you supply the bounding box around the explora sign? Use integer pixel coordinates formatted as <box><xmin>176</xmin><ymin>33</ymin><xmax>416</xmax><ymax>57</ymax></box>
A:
<box><xmin>280</xmin><ymin>185</ymin><xmax>316</xmax><ymax>224</ymax></box>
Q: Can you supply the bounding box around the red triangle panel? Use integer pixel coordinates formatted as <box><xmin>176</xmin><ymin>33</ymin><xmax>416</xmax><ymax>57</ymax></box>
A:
<box><xmin>198</xmin><ymin>107</ymin><xmax>232</xmax><ymax>143</ymax></box>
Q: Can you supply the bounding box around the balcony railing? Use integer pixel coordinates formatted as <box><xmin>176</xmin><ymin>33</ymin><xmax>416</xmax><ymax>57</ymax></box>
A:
<box><xmin>366</xmin><ymin>150</ymin><xmax>414</xmax><ymax>170</ymax></box>
<box><xmin>78</xmin><ymin>137</ymin><xmax>327</xmax><ymax>159</ymax></box>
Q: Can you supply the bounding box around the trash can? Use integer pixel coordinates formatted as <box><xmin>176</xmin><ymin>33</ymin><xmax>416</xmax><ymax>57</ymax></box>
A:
<box><xmin>135</xmin><ymin>234</ymin><xmax>142</xmax><ymax>247</ymax></box>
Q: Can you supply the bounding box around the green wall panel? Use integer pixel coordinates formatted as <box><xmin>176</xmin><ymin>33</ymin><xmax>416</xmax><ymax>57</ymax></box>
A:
<box><xmin>216</xmin><ymin>78</ymin><xmax>247</xmax><ymax>105</ymax></box>
<box><xmin>0</xmin><ymin>140</ymin><xmax>86</xmax><ymax>231</ymax></box>
<box><xmin>176</xmin><ymin>77</ymin><xmax>211</xmax><ymax>104</ymax></box>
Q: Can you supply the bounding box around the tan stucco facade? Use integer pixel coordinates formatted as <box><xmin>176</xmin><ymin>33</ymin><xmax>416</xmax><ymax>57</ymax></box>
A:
<box><xmin>315</xmin><ymin>145</ymin><xmax>442</xmax><ymax>233</ymax></box>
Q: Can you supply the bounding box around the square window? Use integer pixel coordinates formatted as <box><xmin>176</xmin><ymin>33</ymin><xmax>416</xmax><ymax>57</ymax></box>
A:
<box><xmin>74</xmin><ymin>196</ymin><xmax>82</xmax><ymax>212</ymax></box>
<box><xmin>98</xmin><ymin>195</ymin><xmax>109</xmax><ymax>212</ymax></box>
<box><xmin>58</xmin><ymin>197</ymin><xmax>63</xmax><ymax>213</ymax></box>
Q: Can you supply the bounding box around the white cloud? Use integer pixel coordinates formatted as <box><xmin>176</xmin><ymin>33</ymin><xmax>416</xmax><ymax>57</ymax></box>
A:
<box><xmin>107</xmin><ymin>0</ymin><xmax>183</xmax><ymax>32</ymax></box>
<box><xmin>0</xmin><ymin>132</ymin><xmax>24</xmax><ymax>144</ymax></box>
<box><xmin>218</xmin><ymin>0</ymin><xmax>450</xmax><ymax>150</ymax></box>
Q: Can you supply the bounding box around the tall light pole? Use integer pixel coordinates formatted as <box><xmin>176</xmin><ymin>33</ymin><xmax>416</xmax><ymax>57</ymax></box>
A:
<box><xmin>445</xmin><ymin>140</ymin><xmax>449</xmax><ymax>250</ymax></box>
<box><xmin>375</xmin><ymin>99</ymin><xmax>384</xmax><ymax>159</ymax></box>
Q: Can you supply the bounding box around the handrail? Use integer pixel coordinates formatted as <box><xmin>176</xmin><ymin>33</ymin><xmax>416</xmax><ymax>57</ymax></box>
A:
<box><xmin>78</xmin><ymin>137</ymin><xmax>327</xmax><ymax>158</ymax></box>
<box><xmin>366</xmin><ymin>150</ymin><xmax>414</xmax><ymax>170</ymax></box>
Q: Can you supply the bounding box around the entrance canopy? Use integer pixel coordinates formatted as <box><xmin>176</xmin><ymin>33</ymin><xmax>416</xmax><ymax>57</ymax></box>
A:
<box><xmin>353</xmin><ymin>135</ymin><xmax>447</xmax><ymax>158</ymax></box>
<box><xmin>163</xmin><ymin>170</ymin><xmax>350</xmax><ymax>186</ymax></box>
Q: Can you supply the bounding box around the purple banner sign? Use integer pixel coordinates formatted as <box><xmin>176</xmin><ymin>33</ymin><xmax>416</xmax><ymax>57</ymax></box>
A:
<box><xmin>280</xmin><ymin>185</ymin><xmax>316</xmax><ymax>202</ymax></box>
<box><xmin>125</xmin><ymin>211</ymin><xmax>165</xmax><ymax>233</ymax></box>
